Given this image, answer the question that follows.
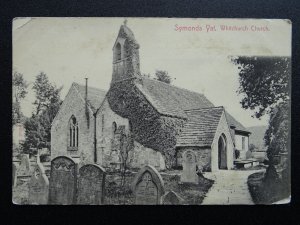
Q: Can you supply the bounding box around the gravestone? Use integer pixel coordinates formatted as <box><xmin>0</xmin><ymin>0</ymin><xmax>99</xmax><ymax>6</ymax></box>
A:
<box><xmin>28</xmin><ymin>162</ymin><xmax>49</xmax><ymax>204</ymax></box>
<box><xmin>180</xmin><ymin>150</ymin><xmax>198</xmax><ymax>184</ymax></box>
<box><xmin>49</xmin><ymin>156</ymin><xmax>77</xmax><ymax>205</ymax></box>
<box><xmin>131</xmin><ymin>165</ymin><xmax>165</xmax><ymax>205</ymax></box>
<box><xmin>161</xmin><ymin>190</ymin><xmax>184</xmax><ymax>205</ymax></box>
<box><xmin>77</xmin><ymin>164</ymin><xmax>106</xmax><ymax>205</ymax></box>
<box><xmin>17</xmin><ymin>154</ymin><xmax>31</xmax><ymax>176</ymax></box>
<box><xmin>12</xmin><ymin>163</ymin><xmax>17</xmax><ymax>187</ymax></box>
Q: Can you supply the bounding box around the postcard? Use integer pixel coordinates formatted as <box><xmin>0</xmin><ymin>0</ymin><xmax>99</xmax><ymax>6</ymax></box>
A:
<box><xmin>12</xmin><ymin>17</ymin><xmax>291</xmax><ymax>205</ymax></box>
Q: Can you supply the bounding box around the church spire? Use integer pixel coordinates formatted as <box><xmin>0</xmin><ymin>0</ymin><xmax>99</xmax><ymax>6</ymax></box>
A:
<box><xmin>111</xmin><ymin>22</ymin><xmax>141</xmax><ymax>85</ymax></box>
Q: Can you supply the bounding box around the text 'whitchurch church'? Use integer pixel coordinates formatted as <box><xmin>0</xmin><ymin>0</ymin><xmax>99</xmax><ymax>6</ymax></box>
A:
<box><xmin>51</xmin><ymin>23</ymin><xmax>251</xmax><ymax>172</ymax></box>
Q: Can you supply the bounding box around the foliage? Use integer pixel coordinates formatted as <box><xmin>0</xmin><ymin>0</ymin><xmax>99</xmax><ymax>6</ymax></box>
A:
<box><xmin>13</xmin><ymin>102</ymin><xmax>23</xmax><ymax>125</ymax></box>
<box><xmin>234</xmin><ymin>149</ymin><xmax>240</xmax><ymax>159</ymax></box>
<box><xmin>13</xmin><ymin>71</ymin><xmax>28</xmax><ymax>102</ymax></box>
<box><xmin>12</xmin><ymin>71</ymin><xmax>28</xmax><ymax>124</ymax></box>
<box><xmin>155</xmin><ymin>70</ymin><xmax>172</xmax><ymax>84</ymax></box>
<box><xmin>249</xmin><ymin>144</ymin><xmax>257</xmax><ymax>152</ymax></box>
<box><xmin>248</xmin><ymin>171</ymin><xmax>290</xmax><ymax>204</ymax></box>
<box><xmin>32</xmin><ymin>72</ymin><xmax>62</xmax><ymax>116</ymax></box>
<box><xmin>22</xmin><ymin>72</ymin><xmax>62</xmax><ymax>155</ymax></box>
<box><xmin>142</xmin><ymin>73</ymin><xmax>151</xmax><ymax>78</ymax></box>
<box><xmin>232</xmin><ymin>56</ymin><xmax>290</xmax><ymax>174</ymax></box>
<box><xmin>107</xmin><ymin>80</ymin><xmax>185</xmax><ymax>169</ymax></box>
<box><xmin>264</xmin><ymin>102</ymin><xmax>289</xmax><ymax>163</ymax></box>
<box><xmin>231</xmin><ymin>56</ymin><xmax>290</xmax><ymax>118</ymax></box>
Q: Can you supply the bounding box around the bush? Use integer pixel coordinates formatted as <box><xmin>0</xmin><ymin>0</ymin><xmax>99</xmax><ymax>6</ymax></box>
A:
<box><xmin>263</xmin><ymin>159</ymin><xmax>269</xmax><ymax>165</ymax></box>
<box><xmin>235</xmin><ymin>149</ymin><xmax>240</xmax><ymax>159</ymax></box>
<box><xmin>40</xmin><ymin>154</ymin><xmax>51</xmax><ymax>162</ymax></box>
<box><xmin>263</xmin><ymin>164</ymin><xmax>279</xmax><ymax>184</ymax></box>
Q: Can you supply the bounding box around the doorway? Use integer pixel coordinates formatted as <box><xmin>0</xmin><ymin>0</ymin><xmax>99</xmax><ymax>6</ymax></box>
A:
<box><xmin>218</xmin><ymin>134</ymin><xmax>227</xmax><ymax>169</ymax></box>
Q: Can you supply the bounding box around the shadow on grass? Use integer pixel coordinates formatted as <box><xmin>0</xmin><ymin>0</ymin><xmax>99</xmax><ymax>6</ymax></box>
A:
<box><xmin>247</xmin><ymin>170</ymin><xmax>290</xmax><ymax>204</ymax></box>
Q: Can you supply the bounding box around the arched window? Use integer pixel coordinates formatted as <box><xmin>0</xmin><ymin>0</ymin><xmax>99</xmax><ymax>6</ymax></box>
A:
<box><xmin>112</xmin><ymin>122</ymin><xmax>117</xmax><ymax>138</ymax></box>
<box><xmin>115</xmin><ymin>43</ymin><xmax>122</xmax><ymax>61</ymax></box>
<box><xmin>68</xmin><ymin>116</ymin><xmax>78</xmax><ymax>150</ymax></box>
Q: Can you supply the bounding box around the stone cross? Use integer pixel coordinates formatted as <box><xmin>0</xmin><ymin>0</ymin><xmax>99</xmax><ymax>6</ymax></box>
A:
<box><xmin>131</xmin><ymin>165</ymin><xmax>165</xmax><ymax>205</ymax></box>
<box><xmin>180</xmin><ymin>150</ymin><xmax>198</xmax><ymax>184</ymax></box>
<box><xmin>28</xmin><ymin>162</ymin><xmax>49</xmax><ymax>204</ymax></box>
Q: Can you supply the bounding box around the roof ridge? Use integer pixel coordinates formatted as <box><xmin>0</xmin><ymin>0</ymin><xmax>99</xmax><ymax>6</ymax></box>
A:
<box><xmin>142</xmin><ymin>77</ymin><xmax>209</xmax><ymax>98</ymax></box>
<box><xmin>184</xmin><ymin>106</ymin><xmax>224</xmax><ymax>112</ymax></box>
<box><xmin>72</xmin><ymin>82</ymin><xmax>107</xmax><ymax>92</ymax></box>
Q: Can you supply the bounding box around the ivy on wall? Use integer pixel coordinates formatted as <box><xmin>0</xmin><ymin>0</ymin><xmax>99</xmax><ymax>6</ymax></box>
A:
<box><xmin>107</xmin><ymin>79</ymin><xmax>185</xmax><ymax>169</ymax></box>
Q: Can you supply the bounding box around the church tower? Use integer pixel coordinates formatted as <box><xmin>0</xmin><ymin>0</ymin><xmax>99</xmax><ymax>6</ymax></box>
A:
<box><xmin>111</xmin><ymin>21</ymin><xmax>141</xmax><ymax>85</ymax></box>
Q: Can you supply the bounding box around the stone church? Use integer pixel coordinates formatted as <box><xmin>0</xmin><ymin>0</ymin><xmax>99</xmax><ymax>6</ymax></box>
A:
<box><xmin>51</xmin><ymin>24</ymin><xmax>251</xmax><ymax>172</ymax></box>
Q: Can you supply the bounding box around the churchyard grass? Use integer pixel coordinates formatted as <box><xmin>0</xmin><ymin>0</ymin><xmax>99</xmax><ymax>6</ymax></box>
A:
<box><xmin>162</xmin><ymin>171</ymin><xmax>214</xmax><ymax>205</ymax></box>
<box><xmin>12</xmin><ymin>169</ymin><xmax>214</xmax><ymax>205</ymax></box>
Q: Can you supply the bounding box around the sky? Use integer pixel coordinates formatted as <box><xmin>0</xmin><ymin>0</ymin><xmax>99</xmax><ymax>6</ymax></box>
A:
<box><xmin>13</xmin><ymin>18</ymin><xmax>291</xmax><ymax>127</ymax></box>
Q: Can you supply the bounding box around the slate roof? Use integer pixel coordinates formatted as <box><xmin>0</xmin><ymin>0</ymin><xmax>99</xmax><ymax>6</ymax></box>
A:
<box><xmin>225</xmin><ymin>111</ymin><xmax>250</xmax><ymax>133</ymax></box>
<box><xmin>136</xmin><ymin>78</ymin><xmax>215</xmax><ymax>119</ymax></box>
<box><xmin>73</xmin><ymin>83</ymin><xmax>107</xmax><ymax>113</ymax></box>
<box><xmin>176</xmin><ymin>107</ymin><xmax>225</xmax><ymax>147</ymax></box>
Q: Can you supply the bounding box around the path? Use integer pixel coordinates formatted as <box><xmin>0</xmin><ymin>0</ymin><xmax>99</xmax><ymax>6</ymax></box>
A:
<box><xmin>201</xmin><ymin>169</ymin><xmax>265</xmax><ymax>205</ymax></box>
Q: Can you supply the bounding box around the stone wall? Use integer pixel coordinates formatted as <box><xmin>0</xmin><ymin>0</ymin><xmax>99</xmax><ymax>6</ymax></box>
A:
<box><xmin>51</xmin><ymin>84</ymin><xmax>95</xmax><ymax>164</ymax></box>
<box><xmin>96</xmin><ymin>98</ymin><xmax>129</xmax><ymax>166</ymax></box>
<box><xmin>107</xmin><ymin>80</ymin><xmax>185</xmax><ymax>169</ymax></box>
<box><xmin>96</xmin><ymin>99</ymin><xmax>166</xmax><ymax>170</ymax></box>
<box><xmin>128</xmin><ymin>141</ymin><xmax>166</xmax><ymax>170</ymax></box>
<box><xmin>176</xmin><ymin>147</ymin><xmax>211</xmax><ymax>172</ymax></box>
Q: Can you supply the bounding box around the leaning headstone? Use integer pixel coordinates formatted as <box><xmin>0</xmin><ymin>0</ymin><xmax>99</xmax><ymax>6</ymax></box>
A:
<box><xmin>49</xmin><ymin>156</ymin><xmax>77</xmax><ymax>205</ymax></box>
<box><xmin>77</xmin><ymin>164</ymin><xmax>106</xmax><ymax>205</ymax></box>
<box><xmin>17</xmin><ymin>154</ymin><xmax>31</xmax><ymax>176</ymax></box>
<box><xmin>12</xmin><ymin>163</ymin><xmax>17</xmax><ymax>187</ymax></box>
<box><xmin>180</xmin><ymin>150</ymin><xmax>198</xmax><ymax>184</ymax></box>
<box><xmin>131</xmin><ymin>165</ymin><xmax>165</xmax><ymax>205</ymax></box>
<box><xmin>28</xmin><ymin>162</ymin><xmax>49</xmax><ymax>204</ymax></box>
<box><xmin>161</xmin><ymin>190</ymin><xmax>184</xmax><ymax>205</ymax></box>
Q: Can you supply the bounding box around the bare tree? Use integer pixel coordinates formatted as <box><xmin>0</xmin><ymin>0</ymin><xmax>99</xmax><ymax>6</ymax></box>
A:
<box><xmin>119</xmin><ymin>129</ymin><xmax>134</xmax><ymax>188</ymax></box>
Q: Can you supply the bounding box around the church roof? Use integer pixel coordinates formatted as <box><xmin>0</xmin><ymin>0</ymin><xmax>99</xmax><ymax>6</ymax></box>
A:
<box><xmin>176</xmin><ymin>107</ymin><xmax>224</xmax><ymax>147</ymax></box>
<box><xmin>225</xmin><ymin>111</ymin><xmax>250</xmax><ymax>133</ymax></box>
<box><xmin>136</xmin><ymin>78</ymin><xmax>214</xmax><ymax>119</ymax></box>
<box><xmin>73</xmin><ymin>83</ymin><xmax>107</xmax><ymax>113</ymax></box>
<box><xmin>136</xmin><ymin>78</ymin><xmax>250</xmax><ymax>133</ymax></box>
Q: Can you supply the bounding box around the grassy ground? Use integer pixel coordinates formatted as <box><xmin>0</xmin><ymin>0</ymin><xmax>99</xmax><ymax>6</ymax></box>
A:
<box><xmin>103</xmin><ymin>170</ymin><xmax>214</xmax><ymax>205</ymax></box>
<box><xmin>162</xmin><ymin>173</ymin><xmax>214</xmax><ymax>205</ymax></box>
<box><xmin>12</xmin><ymin>170</ymin><xmax>214</xmax><ymax>205</ymax></box>
<box><xmin>247</xmin><ymin>171</ymin><xmax>290</xmax><ymax>204</ymax></box>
